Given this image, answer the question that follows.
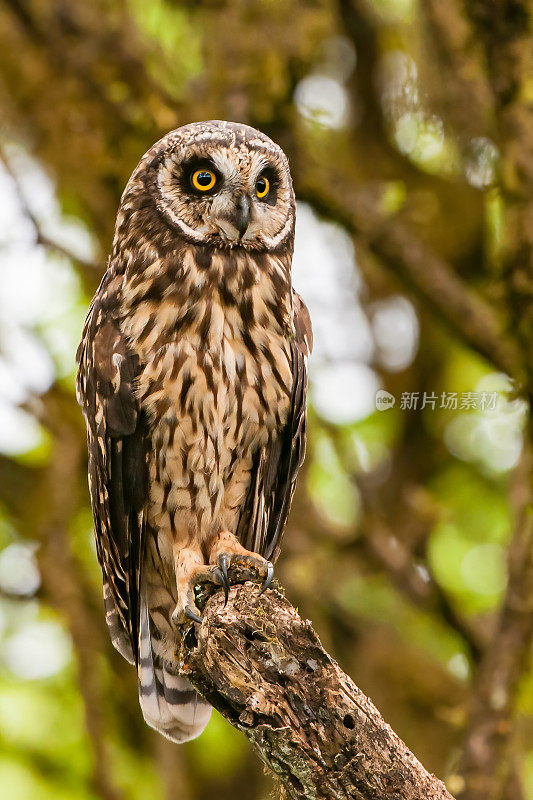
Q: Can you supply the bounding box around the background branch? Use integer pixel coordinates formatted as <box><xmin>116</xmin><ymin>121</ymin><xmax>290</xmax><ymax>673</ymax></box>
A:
<box><xmin>297</xmin><ymin>185</ymin><xmax>520</xmax><ymax>380</ymax></box>
<box><xmin>455</xmin><ymin>444</ymin><xmax>533</xmax><ymax>800</ymax></box>
<box><xmin>0</xmin><ymin>145</ymin><xmax>101</xmax><ymax>285</ymax></box>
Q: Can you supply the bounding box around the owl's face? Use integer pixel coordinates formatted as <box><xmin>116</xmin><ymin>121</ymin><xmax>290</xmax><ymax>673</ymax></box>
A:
<box><xmin>133</xmin><ymin>121</ymin><xmax>295</xmax><ymax>252</ymax></box>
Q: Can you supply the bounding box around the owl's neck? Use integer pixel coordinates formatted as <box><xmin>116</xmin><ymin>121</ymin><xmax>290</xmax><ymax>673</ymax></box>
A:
<box><xmin>118</xmin><ymin>244</ymin><xmax>294</xmax><ymax>356</ymax></box>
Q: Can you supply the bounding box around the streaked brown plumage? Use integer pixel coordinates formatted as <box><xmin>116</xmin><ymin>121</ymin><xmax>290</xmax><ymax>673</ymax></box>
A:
<box><xmin>76</xmin><ymin>121</ymin><xmax>312</xmax><ymax>743</ymax></box>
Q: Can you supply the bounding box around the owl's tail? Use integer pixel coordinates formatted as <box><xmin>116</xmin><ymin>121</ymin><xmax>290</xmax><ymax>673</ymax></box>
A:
<box><xmin>137</xmin><ymin>588</ymin><xmax>211</xmax><ymax>743</ymax></box>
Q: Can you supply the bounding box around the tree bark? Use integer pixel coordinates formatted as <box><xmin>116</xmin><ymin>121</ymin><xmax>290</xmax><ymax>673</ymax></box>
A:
<box><xmin>179</xmin><ymin>574</ymin><xmax>455</xmax><ymax>800</ymax></box>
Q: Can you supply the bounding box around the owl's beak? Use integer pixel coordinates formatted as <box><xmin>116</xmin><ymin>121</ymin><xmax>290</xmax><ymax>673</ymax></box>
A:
<box><xmin>232</xmin><ymin>194</ymin><xmax>251</xmax><ymax>239</ymax></box>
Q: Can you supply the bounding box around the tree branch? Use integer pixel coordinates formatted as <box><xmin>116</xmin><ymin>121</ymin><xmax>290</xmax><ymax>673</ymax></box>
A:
<box><xmin>179</xmin><ymin>575</ymin><xmax>456</xmax><ymax>800</ymax></box>
<box><xmin>298</xmin><ymin>185</ymin><xmax>521</xmax><ymax>380</ymax></box>
<box><xmin>420</xmin><ymin>0</ymin><xmax>494</xmax><ymax>138</ymax></box>
<box><xmin>455</xmin><ymin>444</ymin><xmax>533</xmax><ymax>800</ymax></box>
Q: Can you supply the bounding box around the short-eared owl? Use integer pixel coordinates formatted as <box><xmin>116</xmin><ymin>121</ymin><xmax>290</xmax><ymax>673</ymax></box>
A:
<box><xmin>76</xmin><ymin>121</ymin><xmax>312</xmax><ymax>743</ymax></box>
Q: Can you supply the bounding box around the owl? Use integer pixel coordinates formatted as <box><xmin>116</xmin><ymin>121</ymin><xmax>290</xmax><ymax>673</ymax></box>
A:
<box><xmin>76</xmin><ymin>121</ymin><xmax>312</xmax><ymax>743</ymax></box>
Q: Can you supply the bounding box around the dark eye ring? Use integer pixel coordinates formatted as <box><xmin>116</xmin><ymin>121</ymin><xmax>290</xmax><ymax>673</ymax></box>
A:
<box><xmin>256</xmin><ymin>176</ymin><xmax>270</xmax><ymax>199</ymax></box>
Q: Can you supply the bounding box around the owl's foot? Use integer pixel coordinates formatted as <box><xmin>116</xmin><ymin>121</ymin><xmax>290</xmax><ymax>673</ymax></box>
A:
<box><xmin>208</xmin><ymin>530</ymin><xmax>274</xmax><ymax>601</ymax></box>
<box><xmin>171</xmin><ymin>563</ymin><xmax>226</xmax><ymax>626</ymax></box>
<box><xmin>171</xmin><ymin>535</ymin><xmax>274</xmax><ymax>626</ymax></box>
<box><xmin>172</xmin><ymin>545</ymin><xmax>226</xmax><ymax>626</ymax></box>
<box><xmin>215</xmin><ymin>552</ymin><xmax>274</xmax><ymax>602</ymax></box>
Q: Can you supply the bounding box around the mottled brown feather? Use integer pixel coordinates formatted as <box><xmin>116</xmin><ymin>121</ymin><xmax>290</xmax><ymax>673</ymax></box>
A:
<box><xmin>76</xmin><ymin>269</ymin><xmax>147</xmax><ymax>663</ymax></box>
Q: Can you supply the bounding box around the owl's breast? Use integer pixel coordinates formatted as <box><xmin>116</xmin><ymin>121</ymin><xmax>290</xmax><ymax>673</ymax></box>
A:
<box><xmin>121</xmin><ymin>247</ymin><xmax>294</xmax><ymax>536</ymax></box>
<box><xmin>139</xmin><ymin>300</ymin><xmax>291</xmax><ymax>539</ymax></box>
<box><xmin>140</xmin><ymin>324</ymin><xmax>291</xmax><ymax>446</ymax></box>
<box><xmin>136</xmin><ymin>288</ymin><xmax>291</xmax><ymax>475</ymax></box>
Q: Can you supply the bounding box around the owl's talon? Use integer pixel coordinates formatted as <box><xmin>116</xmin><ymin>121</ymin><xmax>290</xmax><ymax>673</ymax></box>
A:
<box><xmin>171</xmin><ymin>603</ymin><xmax>202</xmax><ymax>626</ymax></box>
<box><xmin>217</xmin><ymin>554</ymin><xmax>230</xmax><ymax>605</ymax></box>
<box><xmin>184</xmin><ymin>606</ymin><xmax>202</xmax><ymax>624</ymax></box>
<box><xmin>236</xmin><ymin>554</ymin><xmax>274</xmax><ymax>592</ymax></box>
<box><xmin>260</xmin><ymin>561</ymin><xmax>274</xmax><ymax>594</ymax></box>
<box><xmin>171</xmin><ymin>599</ymin><xmax>201</xmax><ymax>626</ymax></box>
<box><xmin>213</xmin><ymin>565</ymin><xmax>229</xmax><ymax>605</ymax></box>
<box><xmin>211</xmin><ymin>549</ymin><xmax>274</xmax><ymax>596</ymax></box>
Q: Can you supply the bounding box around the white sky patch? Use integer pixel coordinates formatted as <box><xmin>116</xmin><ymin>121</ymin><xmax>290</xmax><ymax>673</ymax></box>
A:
<box><xmin>293</xmin><ymin>203</ymin><xmax>389</xmax><ymax>425</ymax></box>
<box><xmin>443</xmin><ymin>374</ymin><xmax>526</xmax><ymax>474</ymax></box>
<box><xmin>3</xmin><ymin>620</ymin><xmax>71</xmax><ymax>680</ymax></box>
<box><xmin>312</xmin><ymin>362</ymin><xmax>380</xmax><ymax>425</ymax></box>
<box><xmin>0</xmin><ymin>150</ymin><xmax>92</xmax><ymax>456</ymax></box>
<box><xmin>0</xmin><ymin>401</ymin><xmax>47</xmax><ymax>455</ymax></box>
<box><xmin>370</xmin><ymin>295</ymin><xmax>419</xmax><ymax>371</ymax></box>
<box><xmin>1</xmin><ymin>145</ymin><xmax>96</xmax><ymax>263</ymax></box>
<box><xmin>292</xmin><ymin>203</ymin><xmax>373</xmax><ymax>365</ymax></box>
<box><xmin>0</xmin><ymin>247</ymin><xmax>83</xmax><ymax>327</ymax></box>
<box><xmin>294</xmin><ymin>75</ymin><xmax>349</xmax><ymax>129</ymax></box>
<box><xmin>0</xmin><ymin>323</ymin><xmax>55</xmax><ymax>398</ymax></box>
<box><xmin>0</xmin><ymin>543</ymin><xmax>40</xmax><ymax>597</ymax></box>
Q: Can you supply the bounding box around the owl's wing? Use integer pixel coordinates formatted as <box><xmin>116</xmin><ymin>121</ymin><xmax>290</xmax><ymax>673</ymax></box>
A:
<box><xmin>76</xmin><ymin>274</ymin><xmax>147</xmax><ymax>665</ymax></box>
<box><xmin>240</xmin><ymin>291</ymin><xmax>312</xmax><ymax>562</ymax></box>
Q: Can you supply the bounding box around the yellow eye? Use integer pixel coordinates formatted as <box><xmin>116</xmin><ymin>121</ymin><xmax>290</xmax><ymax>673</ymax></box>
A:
<box><xmin>256</xmin><ymin>176</ymin><xmax>270</xmax><ymax>199</ymax></box>
<box><xmin>191</xmin><ymin>169</ymin><xmax>217</xmax><ymax>192</ymax></box>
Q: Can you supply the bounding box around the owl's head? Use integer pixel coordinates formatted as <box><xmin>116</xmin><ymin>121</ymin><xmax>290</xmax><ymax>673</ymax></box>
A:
<box><xmin>124</xmin><ymin>121</ymin><xmax>295</xmax><ymax>253</ymax></box>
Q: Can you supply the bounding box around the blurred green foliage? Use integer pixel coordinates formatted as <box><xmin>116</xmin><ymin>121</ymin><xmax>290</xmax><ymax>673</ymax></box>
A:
<box><xmin>0</xmin><ymin>0</ymin><xmax>531</xmax><ymax>799</ymax></box>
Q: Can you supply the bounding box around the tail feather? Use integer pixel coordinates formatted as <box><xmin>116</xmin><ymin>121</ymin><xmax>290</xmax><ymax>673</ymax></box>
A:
<box><xmin>103</xmin><ymin>580</ymin><xmax>135</xmax><ymax>665</ymax></box>
<box><xmin>137</xmin><ymin>587</ymin><xmax>211</xmax><ymax>743</ymax></box>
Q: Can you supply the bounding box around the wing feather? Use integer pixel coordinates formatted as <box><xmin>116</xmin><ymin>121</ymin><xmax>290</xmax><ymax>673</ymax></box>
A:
<box><xmin>240</xmin><ymin>291</ymin><xmax>312</xmax><ymax>561</ymax></box>
<box><xmin>76</xmin><ymin>273</ymin><xmax>147</xmax><ymax>664</ymax></box>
